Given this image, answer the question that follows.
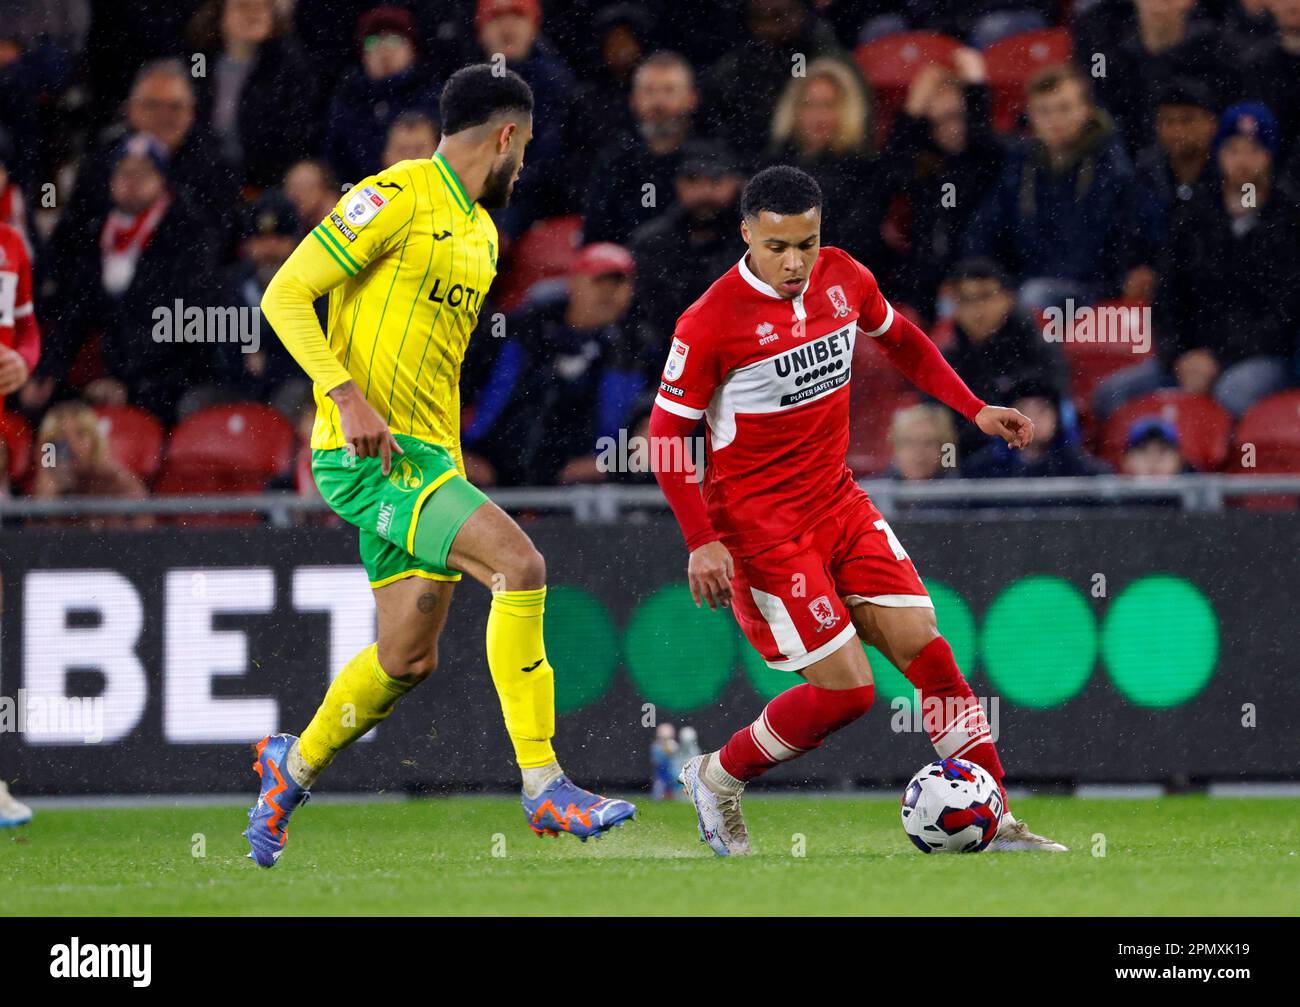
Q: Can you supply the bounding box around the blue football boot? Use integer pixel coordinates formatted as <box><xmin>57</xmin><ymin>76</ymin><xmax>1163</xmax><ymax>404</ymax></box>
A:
<box><xmin>244</xmin><ymin>734</ymin><xmax>310</xmax><ymax>867</ymax></box>
<box><xmin>521</xmin><ymin>775</ymin><xmax>635</xmax><ymax>841</ymax></box>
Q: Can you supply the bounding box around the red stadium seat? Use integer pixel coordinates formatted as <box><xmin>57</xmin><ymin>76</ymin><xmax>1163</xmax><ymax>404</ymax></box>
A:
<box><xmin>0</xmin><ymin>409</ymin><xmax>32</xmax><ymax>483</ymax></box>
<box><xmin>156</xmin><ymin>402</ymin><xmax>295</xmax><ymax>496</ymax></box>
<box><xmin>854</xmin><ymin>32</ymin><xmax>964</xmax><ymax>144</ymax></box>
<box><xmin>1230</xmin><ymin>390</ymin><xmax>1300</xmax><ymax>473</ymax></box>
<box><xmin>984</xmin><ymin>28</ymin><xmax>1073</xmax><ymax>132</ymax></box>
<box><xmin>1100</xmin><ymin>391</ymin><xmax>1232</xmax><ymax>472</ymax></box>
<box><xmin>492</xmin><ymin>214</ymin><xmax>582</xmax><ymax>312</ymax></box>
<box><xmin>1060</xmin><ymin>299</ymin><xmax>1151</xmax><ymax>430</ymax></box>
<box><xmin>93</xmin><ymin>404</ymin><xmax>166</xmax><ymax>483</ymax></box>
<box><xmin>1226</xmin><ymin>391</ymin><xmax>1300</xmax><ymax>510</ymax></box>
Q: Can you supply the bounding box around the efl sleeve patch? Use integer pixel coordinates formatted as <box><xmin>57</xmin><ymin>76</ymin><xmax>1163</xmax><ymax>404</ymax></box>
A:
<box><xmin>663</xmin><ymin>337</ymin><xmax>690</xmax><ymax>381</ymax></box>
<box><xmin>343</xmin><ymin>185</ymin><xmax>388</xmax><ymax>227</ymax></box>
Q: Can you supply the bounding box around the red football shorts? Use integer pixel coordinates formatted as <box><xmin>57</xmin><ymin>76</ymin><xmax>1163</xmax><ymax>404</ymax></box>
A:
<box><xmin>729</xmin><ymin>487</ymin><xmax>931</xmax><ymax>671</ymax></box>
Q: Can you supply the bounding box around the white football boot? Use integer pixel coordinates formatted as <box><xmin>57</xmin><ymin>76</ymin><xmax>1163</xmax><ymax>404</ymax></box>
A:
<box><xmin>0</xmin><ymin>781</ymin><xmax>33</xmax><ymax>827</ymax></box>
<box><xmin>989</xmin><ymin>811</ymin><xmax>1067</xmax><ymax>852</ymax></box>
<box><xmin>679</xmin><ymin>754</ymin><xmax>750</xmax><ymax>857</ymax></box>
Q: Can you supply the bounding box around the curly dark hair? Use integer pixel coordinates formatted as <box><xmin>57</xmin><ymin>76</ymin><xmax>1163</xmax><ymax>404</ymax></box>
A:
<box><xmin>439</xmin><ymin>64</ymin><xmax>534</xmax><ymax>136</ymax></box>
<box><xmin>740</xmin><ymin>165</ymin><xmax>822</xmax><ymax>219</ymax></box>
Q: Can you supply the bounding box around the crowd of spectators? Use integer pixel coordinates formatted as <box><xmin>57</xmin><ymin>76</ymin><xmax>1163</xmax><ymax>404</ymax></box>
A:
<box><xmin>1</xmin><ymin>0</ymin><xmax>1298</xmax><ymax>511</ymax></box>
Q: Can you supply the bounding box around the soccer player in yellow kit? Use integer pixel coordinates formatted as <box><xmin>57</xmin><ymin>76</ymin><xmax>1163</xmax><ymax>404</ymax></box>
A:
<box><xmin>245</xmin><ymin>65</ymin><xmax>635</xmax><ymax>867</ymax></box>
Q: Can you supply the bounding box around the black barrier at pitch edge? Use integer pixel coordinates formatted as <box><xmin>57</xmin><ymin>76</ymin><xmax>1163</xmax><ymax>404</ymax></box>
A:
<box><xmin>0</xmin><ymin>512</ymin><xmax>1296</xmax><ymax>793</ymax></box>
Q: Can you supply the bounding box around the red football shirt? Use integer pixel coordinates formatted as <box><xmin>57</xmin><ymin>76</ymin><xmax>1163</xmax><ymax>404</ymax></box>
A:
<box><xmin>0</xmin><ymin>221</ymin><xmax>37</xmax><ymax>369</ymax></box>
<box><xmin>654</xmin><ymin>246</ymin><xmax>900</xmax><ymax>557</ymax></box>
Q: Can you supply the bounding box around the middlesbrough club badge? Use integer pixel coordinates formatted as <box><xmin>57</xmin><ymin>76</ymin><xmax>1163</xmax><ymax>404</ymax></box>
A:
<box><xmin>826</xmin><ymin>285</ymin><xmax>849</xmax><ymax>318</ymax></box>
<box><xmin>808</xmin><ymin>595</ymin><xmax>839</xmax><ymax>631</ymax></box>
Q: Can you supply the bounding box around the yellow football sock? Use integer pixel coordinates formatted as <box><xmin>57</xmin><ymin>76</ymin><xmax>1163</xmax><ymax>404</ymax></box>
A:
<box><xmin>486</xmin><ymin>587</ymin><xmax>557</xmax><ymax>769</ymax></box>
<box><xmin>297</xmin><ymin>643</ymin><xmax>413</xmax><ymax>773</ymax></box>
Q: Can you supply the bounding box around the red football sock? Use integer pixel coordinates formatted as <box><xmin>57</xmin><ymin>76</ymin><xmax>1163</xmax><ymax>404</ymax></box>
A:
<box><xmin>718</xmin><ymin>682</ymin><xmax>874</xmax><ymax>782</ymax></box>
<box><xmin>903</xmin><ymin>636</ymin><xmax>1006</xmax><ymax>790</ymax></box>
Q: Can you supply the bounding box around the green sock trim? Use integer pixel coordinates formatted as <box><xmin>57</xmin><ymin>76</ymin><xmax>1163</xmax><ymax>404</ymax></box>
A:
<box><xmin>371</xmin><ymin>652</ymin><xmax>415</xmax><ymax>694</ymax></box>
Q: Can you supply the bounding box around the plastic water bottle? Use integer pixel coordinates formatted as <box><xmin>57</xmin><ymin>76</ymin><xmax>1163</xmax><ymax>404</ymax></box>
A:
<box><xmin>650</xmin><ymin>723</ymin><xmax>678</xmax><ymax>799</ymax></box>
<box><xmin>673</xmin><ymin>725</ymin><xmax>701</xmax><ymax>782</ymax></box>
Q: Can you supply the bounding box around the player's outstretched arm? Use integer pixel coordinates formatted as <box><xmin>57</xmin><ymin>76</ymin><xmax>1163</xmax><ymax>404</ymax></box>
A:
<box><xmin>869</xmin><ymin>312</ymin><xmax>1033</xmax><ymax>447</ymax></box>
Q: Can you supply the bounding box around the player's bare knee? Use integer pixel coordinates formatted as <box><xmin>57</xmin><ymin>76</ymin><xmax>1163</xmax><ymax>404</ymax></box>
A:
<box><xmin>887</xmin><ymin>610</ymin><xmax>940</xmax><ymax>667</ymax></box>
<box><xmin>499</xmin><ymin>544</ymin><xmax>546</xmax><ymax>591</ymax></box>
<box><xmin>378</xmin><ymin>644</ymin><xmax>439</xmax><ymax>684</ymax></box>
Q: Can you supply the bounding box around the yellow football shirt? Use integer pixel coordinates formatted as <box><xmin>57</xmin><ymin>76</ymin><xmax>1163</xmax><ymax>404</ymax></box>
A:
<box><xmin>261</xmin><ymin>153</ymin><xmax>499</xmax><ymax>469</ymax></box>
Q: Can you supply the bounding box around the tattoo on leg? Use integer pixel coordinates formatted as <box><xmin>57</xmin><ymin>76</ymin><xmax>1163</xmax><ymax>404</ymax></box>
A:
<box><xmin>416</xmin><ymin>592</ymin><xmax>439</xmax><ymax>614</ymax></box>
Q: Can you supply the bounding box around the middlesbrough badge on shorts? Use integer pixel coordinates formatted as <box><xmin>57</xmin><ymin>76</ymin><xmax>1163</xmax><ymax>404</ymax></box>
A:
<box><xmin>664</xmin><ymin>337</ymin><xmax>689</xmax><ymax>381</ymax></box>
<box><xmin>808</xmin><ymin>595</ymin><xmax>839</xmax><ymax>631</ymax></box>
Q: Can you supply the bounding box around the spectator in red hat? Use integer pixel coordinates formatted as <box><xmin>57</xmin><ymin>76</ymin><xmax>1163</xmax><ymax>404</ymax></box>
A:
<box><xmin>324</xmin><ymin>4</ymin><xmax>441</xmax><ymax>181</ymax></box>
<box><xmin>463</xmin><ymin>242</ymin><xmax>643</xmax><ymax>485</ymax></box>
<box><xmin>474</xmin><ymin>0</ymin><xmax>580</xmax><ymax>236</ymax></box>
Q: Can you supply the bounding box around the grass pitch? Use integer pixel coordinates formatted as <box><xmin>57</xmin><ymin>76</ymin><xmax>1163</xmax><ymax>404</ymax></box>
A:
<box><xmin>2</xmin><ymin>795</ymin><xmax>1296</xmax><ymax>916</ymax></box>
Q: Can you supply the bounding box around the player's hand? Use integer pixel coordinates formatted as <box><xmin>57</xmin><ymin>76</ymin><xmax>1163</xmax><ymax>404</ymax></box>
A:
<box><xmin>330</xmin><ymin>381</ymin><xmax>403</xmax><ymax>475</ymax></box>
<box><xmin>975</xmin><ymin>405</ymin><xmax>1034</xmax><ymax>449</ymax></box>
<box><xmin>688</xmin><ymin>540</ymin><xmax>734</xmax><ymax>610</ymax></box>
<box><xmin>0</xmin><ymin>345</ymin><xmax>29</xmax><ymax>396</ymax></box>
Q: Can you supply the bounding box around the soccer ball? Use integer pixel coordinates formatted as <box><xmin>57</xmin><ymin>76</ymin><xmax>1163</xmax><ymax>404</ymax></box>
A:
<box><xmin>900</xmin><ymin>757</ymin><xmax>1004</xmax><ymax>853</ymax></box>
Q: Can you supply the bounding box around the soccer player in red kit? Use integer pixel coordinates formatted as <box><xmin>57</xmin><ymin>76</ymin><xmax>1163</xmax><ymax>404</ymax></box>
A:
<box><xmin>650</xmin><ymin>166</ymin><xmax>1066</xmax><ymax>855</ymax></box>
<box><xmin>0</xmin><ymin>218</ymin><xmax>38</xmax><ymax>829</ymax></box>
<box><xmin>0</xmin><ymin>218</ymin><xmax>38</xmax><ymax>417</ymax></box>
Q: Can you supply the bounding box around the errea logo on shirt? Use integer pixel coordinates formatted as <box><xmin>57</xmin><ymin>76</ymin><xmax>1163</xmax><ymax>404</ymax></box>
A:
<box><xmin>344</xmin><ymin>185</ymin><xmax>387</xmax><ymax>226</ymax></box>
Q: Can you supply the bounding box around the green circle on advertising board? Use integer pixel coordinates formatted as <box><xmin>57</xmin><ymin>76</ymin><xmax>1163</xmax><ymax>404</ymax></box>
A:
<box><xmin>625</xmin><ymin>585</ymin><xmax>736</xmax><ymax>712</ymax></box>
<box><xmin>980</xmin><ymin>575</ymin><xmax>1096</xmax><ymax>708</ymax></box>
<box><xmin>545</xmin><ymin>586</ymin><xmax>620</xmax><ymax>714</ymax></box>
<box><xmin>739</xmin><ymin>640</ymin><xmax>791</xmax><ymax>702</ymax></box>
<box><xmin>866</xmin><ymin>646</ymin><xmax>914</xmax><ymax>705</ymax></box>
<box><xmin>1101</xmin><ymin>576</ymin><xmax>1218</xmax><ymax>707</ymax></box>
<box><xmin>925</xmin><ymin>581</ymin><xmax>978</xmax><ymax>676</ymax></box>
